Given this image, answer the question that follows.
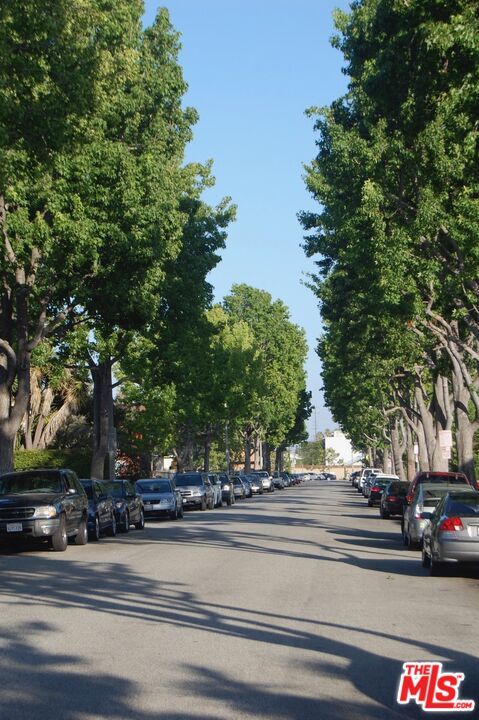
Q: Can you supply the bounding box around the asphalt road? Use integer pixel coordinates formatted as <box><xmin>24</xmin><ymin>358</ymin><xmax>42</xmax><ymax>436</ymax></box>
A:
<box><xmin>1</xmin><ymin>479</ymin><xmax>478</xmax><ymax>720</ymax></box>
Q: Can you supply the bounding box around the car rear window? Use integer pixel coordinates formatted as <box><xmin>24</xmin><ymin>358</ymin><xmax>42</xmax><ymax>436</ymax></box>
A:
<box><xmin>420</xmin><ymin>475</ymin><xmax>468</xmax><ymax>484</ymax></box>
<box><xmin>447</xmin><ymin>498</ymin><xmax>479</xmax><ymax>515</ymax></box>
<box><xmin>388</xmin><ymin>483</ymin><xmax>408</xmax><ymax>495</ymax></box>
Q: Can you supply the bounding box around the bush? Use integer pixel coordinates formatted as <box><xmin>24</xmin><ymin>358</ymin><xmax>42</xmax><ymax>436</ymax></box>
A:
<box><xmin>14</xmin><ymin>449</ymin><xmax>92</xmax><ymax>478</ymax></box>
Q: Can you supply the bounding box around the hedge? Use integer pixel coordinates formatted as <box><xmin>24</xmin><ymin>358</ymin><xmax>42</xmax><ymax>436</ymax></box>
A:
<box><xmin>14</xmin><ymin>449</ymin><xmax>92</xmax><ymax>478</ymax></box>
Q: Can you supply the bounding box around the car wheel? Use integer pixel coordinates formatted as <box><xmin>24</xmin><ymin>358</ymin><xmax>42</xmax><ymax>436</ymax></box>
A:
<box><xmin>200</xmin><ymin>497</ymin><xmax>207</xmax><ymax>511</ymax></box>
<box><xmin>51</xmin><ymin>515</ymin><xmax>68</xmax><ymax>552</ymax></box>
<box><xmin>179</xmin><ymin>504</ymin><xmax>184</xmax><ymax>518</ymax></box>
<box><xmin>367</xmin><ymin>499</ymin><xmax>372</xmax><ymax>507</ymax></box>
<box><xmin>402</xmin><ymin>525</ymin><xmax>409</xmax><ymax>546</ymax></box>
<box><xmin>381</xmin><ymin>508</ymin><xmax>390</xmax><ymax>519</ymax></box>
<box><xmin>226</xmin><ymin>496</ymin><xmax>232</xmax><ymax>506</ymax></box>
<box><xmin>89</xmin><ymin>516</ymin><xmax>100</xmax><ymax>542</ymax></box>
<box><xmin>108</xmin><ymin>513</ymin><xmax>117</xmax><ymax>537</ymax></box>
<box><xmin>74</xmin><ymin>517</ymin><xmax>88</xmax><ymax>545</ymax></box>
<box><xmin>135</xmin><ymin>509</ymin><xmax>145</xmax><ymax>530</ymax></box>
<box><xmin>170</xmin><ymin>507</ymin><xmax>178</xmax><ymax>520</ymax></box>
<box><xmin>208</xmin><ymin>497</ymin><xmax>214</xmax><ymax>510</ymax></box>
<box><xmin>121</xmin><ymin>511</ymin><xmax>130</xmax><ymax>533</ymax></box>
<box><xmin>422</xmin><ymin>545</ymin><xmax>431</xmax><ymax>568</ymax></box>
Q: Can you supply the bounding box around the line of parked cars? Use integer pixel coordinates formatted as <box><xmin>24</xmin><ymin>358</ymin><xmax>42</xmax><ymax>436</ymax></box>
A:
<box><xmin>0</xmin><ymin>467</ymin><xmax>303</xmax><ymax>553</ymax></box>
<box><xmin>349</xmin><ymin>467</ymin><xmax>479</xmax><ymax>575</ymax></box>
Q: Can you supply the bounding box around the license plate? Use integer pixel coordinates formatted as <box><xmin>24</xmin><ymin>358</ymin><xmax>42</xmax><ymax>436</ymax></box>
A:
<box><xmin>7</xmin><ymin>522</ymin><xmax>23</xmax><ymax>532</ymax></box>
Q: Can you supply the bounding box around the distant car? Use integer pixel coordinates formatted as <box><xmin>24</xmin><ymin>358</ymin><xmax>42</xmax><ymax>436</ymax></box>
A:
<box><xmin>406</xmin><ymin>471</ymin><xmax>473</xmax><ymax>505</ymax></box>
<box><xmin>79</xmin><ymin>479</ymin><xmax>117</xmax><ymax>540</ymax></box>
<box><xmin>422</xmin><ymin>491</ymin><xmax>479</xmax><ymax>575</ymax></box>
<box><xmin>357</xmin><ymin>468</ymin><xmax>381</xmax><ymax>493</ymax></box>
<box><xmin>218</xmin><ymin>474</ymin><xmax>235</xmax><ymax>506</ymax></box>
<box><xmin>241</xmin><ymin>477</ymin><xmax>253</xmax><ymax>497</ymax></box>
<box><xmin>105</xmin><ymin>479</ymin><xmax>145</xmax><ymax>532</ymax></box>
<box><xmin>232</xmin><ymin>476</ymin><xmax>246</xmax><ymax>499</ymax></box>
<box><xmin>135</xmin><ymin>478</ymin><xmax>183</xmax><ymax>520</ymax></box>
<box><xmin>208</xmin><ymin>474</ymin><xmax>223</xmax><ymax>507</ymax></box>
<box><xmin>272</xmin><ymin>473</ymin><xmax>285</xmax><ymax>490</ymax></box>
<box><xmin>246</xmin><ymin>475</ymin><xmax>263</xmax><ymax>494</ymax></box>
<box><xmin>0</xmin><ymin>468</ymin><xmax>88</xmax><ymax>552</ymax></box>
<box><xmin>174</xmin><ymin>472</ymin><xmax>214</xmax><ymax>510</ymax></box>
<box><xmin>380</xmin><ymin>481</ymin><xmax>409</xmax><ymax>518</ymax></box>
<box><xmin>367</xmin><ymin>477</ymin><xmax>395</xmax><ymax>506</ymax></box>
<box><xmin>402</xmin><ymin>483</ymin><xmax>476</xmax><ymax>549</ymax></box>
<box><xmin>250</xmin><ymin>471</ymin><xmax>274</xmax><ymax>493</ymax></box>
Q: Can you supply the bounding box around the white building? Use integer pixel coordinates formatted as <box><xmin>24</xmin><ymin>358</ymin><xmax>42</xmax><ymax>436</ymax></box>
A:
<box><xmin>325</xmin><ymin>429</ymin><xmax>360</xmax><ymax>465</ymax></box>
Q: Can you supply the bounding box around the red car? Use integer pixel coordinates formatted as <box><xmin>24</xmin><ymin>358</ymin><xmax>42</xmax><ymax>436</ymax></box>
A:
<box><xmin>406</xmin><ymin>471</ymin><xmax>473</xmax><ymax>505</ymax></box>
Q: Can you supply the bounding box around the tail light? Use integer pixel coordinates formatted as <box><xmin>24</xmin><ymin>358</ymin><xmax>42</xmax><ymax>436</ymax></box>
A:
<box><xmin>371</xmin><ymin>487</ymin><xmax>380</xmax><ymax>493</ymax></box>
<box><xmin>387</xmin><ymin>495</ymin><xmax>397</xmax><ymax>502</ymax></box>
<box><xmin>439</xmin><ymin>516</ymin><xmax>464</xmax><ymax>532</ymax></box>
<box><xmin>406</xmin><ymin>493</ymin><xmax>413</xmax><ymax>504</ymax></box>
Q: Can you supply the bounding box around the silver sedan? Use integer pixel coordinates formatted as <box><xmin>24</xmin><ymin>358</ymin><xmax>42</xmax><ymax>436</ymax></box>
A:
<box><xmin>422</xmin><ymin>490</ymin><xmax>479</xmax><ymax>575</ymax></box>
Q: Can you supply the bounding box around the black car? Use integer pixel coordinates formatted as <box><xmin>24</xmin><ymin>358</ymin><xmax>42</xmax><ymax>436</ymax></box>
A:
<box><xmin>380</xmin><ymin>481</ymin><xmax>409</xmax><ymax>518</ymax></box>
<box><xmin>0</xmin><ymin>468</ymin><xmax>88</xmax><ymax>552</ymax></box>
<box><xmin>218</xmin><ymin>474</ymin><xmax>235</xmax><ymax>506</ymax></box>
<box><xmin>174</xmin><ymin>472</ymin><xmax>214</xmax><ymax>510</ymax></box>
<box><xmin>105</xmin><ymin>479</ymin><xmax>145</xmax><ymax>532</ymax></box>
<box><xmin>135</xmin><ymin>478</ymin><xmax>183</xmax><ymax>520</ymax></box>
<box><xmin>79</xmin><ymin>479</ymin><xmax>117</xmax><ymax>540</ymax></box>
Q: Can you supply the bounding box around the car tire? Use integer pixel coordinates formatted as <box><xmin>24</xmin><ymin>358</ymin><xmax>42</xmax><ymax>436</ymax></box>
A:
<box><xmin>402</xmin><ymin>526</ymin><xmax>409</xmax><ymax>546</ymax></box>
<box><xmin>367</xmin><ymin>499</ymin><xmax>372</xmax><ymax>507</ymax></box>
<box><xmin>226</xmin><ymin>496</ymin><xmax>232</xmax><ymax>506</ymax></box>
<box><xmin>74</xmin><ymin>517</ymin><xmax>88</xmax><ymax>545</ymax></box>
<box><xmin>51</xmin><ymin>515</ymin><xmax>68</xmax><ymax>552</ymax></box>
<box><xmin>170</xmin><ymin>507</ymin><xmax>178</xmax><ymax>520</ymax></box>
<box><xmin>200</xmin><ymin>498</ymin><xmax>207</xmax><ymax>511</ymax></box>
<box><xmin>422</xmin><ymin>546</ymin><xmax>431</xmax><ymax>568</ymax></box>
<box><xmin>135</xmin><ymin>509</ymin><xmax>145</xmax><ymax>530</ymax></box>
<box><xmin>208</xmin><ymin>497</ymin><xmax>214</xmax><ymax>510</ymax></box>
<box><xmin>381</xmin><ymin>508</ymin><xmax>390</xmax><ymax>519</ymax></box>
<box><xmin>179</xmin><ymin>504</ymin><xmax>184</xmax><ymax>518</ymax></box>
<box><xmin>107</xmin><ymin>513</ymin><xmax>117</xmax><ymax>537</ymax></box>
<box><xmin>121</xmin><ymin>511</ymin><xmax>130</xmax><ymax>533</ymax></box>
<box><xmin>89</xmin><ymin>516</ymin><xmax>100</xmax><ymax>542</ymax></box>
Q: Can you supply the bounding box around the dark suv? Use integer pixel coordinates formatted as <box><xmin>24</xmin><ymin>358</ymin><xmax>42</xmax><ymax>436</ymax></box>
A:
<box><xmin>0</xmin><ymin>468</ymin><xmax>89</xmax><ymax>551</ymax></box>
<box><xmin>174</xmin><ymin>472</ymin><xmax>214</xmax><ymax>510</ymax></box>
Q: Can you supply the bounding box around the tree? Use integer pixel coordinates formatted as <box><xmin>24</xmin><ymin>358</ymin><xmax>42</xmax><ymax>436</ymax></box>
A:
<box><xmin>301</xmin><ymin>0</ymin><xmax>479</xmax><ymax>481</ymax></box>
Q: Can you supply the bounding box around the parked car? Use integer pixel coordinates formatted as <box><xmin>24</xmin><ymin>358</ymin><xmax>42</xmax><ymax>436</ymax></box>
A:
<box><xmin>174</xmin><ymin>472</ymin><xmax>214</xmax><ymax>511</ymax></box>
<box><xmin>357</xmin><ymin>468</ymin><xmax>381</xmax><ymax>493</ymax></box>
<box><xmin>79</xmin><ymin>479</ymin><xmax>117</xmax><ymax>540</ymax></box>
<box><xmin>135</xmin><ymin>478</ymin><xmax>183</xmax><ymax>520</ymax></box>
<box><xmin>105</xmin><ymin>479</ymin><xmax>145</xmax><ymax>532</ymax></box>
<box><xmin>241</xmin><ymin>477</ymin><xmax>253</xmax><ymax>497</ymax></box>
<box><xmin>218</xmin><ymin>474</ymin><xmax>235</xmax><ymax>506</ymax></box>
<box><xmin>246</xmin><ymin>475</ymin><xmax>263</xmax><ymax>495</ymax></box>
<box><xmin>364</xmin><ymin>473</ymin><xmax>399</xmax><ymax>500</ymax></box>
<box><xmin>208</xmin><ymin>474</ymin><xmax>223</xmax><ymax>507</ymax></box>
<box><xmin>0</xmin><ymin>468</ymin><xmax>88</xmax><ymax>551</ymax></box>
<box><xmin>402</xmin><ymin>483</ymin><xmax>476</xmax><ymax>549</ymax></box>
<box><xmin>232</xmin><ymin>476</ymin><xmax>246</xmax><ymax>499</ymax></box>
<box><xmin>422</xmin><ymin>490</ymin><xmax>479</xmax><ymax>575</ymax></box>
<box><xmin>272</xmin><ymin>473</ymin><xmax>285</xmax><ymax>490</ymax></box>
<box><xmin>367</xmin><ymin>477</ymin><xmax>396</xmax><ymax>506</ymax></box>
<box><xmin>250</xmin><ymin>471</ymin><xmax>274</xmax><ymax>492</ymax></box>
<box><xmin>406</xmin><ymin>470</ymin><xmax>473</xmax><ymax>505</ymax></box>
<box><xmin>380</xmin><ymin>481</ymin><xmax>409</xmax><ymax>518</ymax></box>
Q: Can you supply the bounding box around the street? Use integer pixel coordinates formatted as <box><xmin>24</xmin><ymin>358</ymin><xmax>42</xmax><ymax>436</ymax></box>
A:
<box><xmin>1</xmin><ymin>479</ymin><xmax>478</xmax><ymax>720</ymax></box>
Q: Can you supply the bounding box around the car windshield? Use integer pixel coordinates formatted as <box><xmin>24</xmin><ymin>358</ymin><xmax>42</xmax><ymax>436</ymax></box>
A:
<box><xmin>136</xmin><ymin>480</ymin><xmax>171</xmax><ymax>493</ymax></box>
<box><xmin>175</xmin><ymin>475</ymin><xmax>203</xmax><ymax>487</ymax></box>
<box><xmin>372</xmin><ymin>481</ymin><xmax>389</xmax><ymax>488</ymax></box>
<box><xmin>105</xmin><ymin>482</ymin><xmax>125</xmax><ymax>499</ymax></box>
<box><xmin>0</xmin><ymin>472</ymin><xmax>63</xmax><ymax>495</ymax></box>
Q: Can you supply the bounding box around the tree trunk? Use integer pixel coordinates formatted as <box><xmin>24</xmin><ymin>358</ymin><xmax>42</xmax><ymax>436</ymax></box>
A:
<box><xmin>262</xmin><ymin>441</ymin><xmax>271</xmax><ymax>473</ymax></box>
<box><xmin>382</xmin><ymin>445</ymin><xmax>391</xmax><ymax>474</ymax></box>
<box><xmin>204</xmin><ymin>437</ymin><xmax>210</xmax><ymax>472</ymax></box>
<box><xmin>90</xmin><ymin>358</ymin><xmax>115</xmax><ymax>480</ymax></box>
<box><xmin>275</xmin><ymin>447</ymin><xmax>283</xmax><ymax>473</ymax></box>
<box><xmin>391</xmin><ymin>418</ymin><xmax>406</xmax><ymax>481</ymax></box>
<box><xmin>244</xmin><ymin>433</ymin><xmax>251</xmax><ymax>473</ymax></box>
<box><xmin>0</xmin><ymin>426</ymin><xmax>15</xmax><ymax>473</ymax></box>
<box><xmin>451</xmin><ymin>359</ymin><xmax>478</xmax><ymax>484</ymax></box>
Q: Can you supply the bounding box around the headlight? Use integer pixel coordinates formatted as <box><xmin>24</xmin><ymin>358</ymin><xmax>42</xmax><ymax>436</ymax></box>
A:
<box><xmin>192</xmin><ymin>489</ymin><xmax>201</xmax><ymax>495</ymax></box>
<box><xmin>34</xmin><ymin>505</ymin><xmax>57</xmax><ymax>519</ymax></box>
<box><xmin>223</xmin><ymin>484</ymin><xmax>230</xmax><ymax>490</ymax></box>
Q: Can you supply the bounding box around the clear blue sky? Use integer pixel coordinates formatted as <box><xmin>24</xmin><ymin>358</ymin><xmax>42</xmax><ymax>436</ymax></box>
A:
<box><xmin>144</xmin><ymin>0</ymin><xmax>351</xmax><ymax>437</ymax></box>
